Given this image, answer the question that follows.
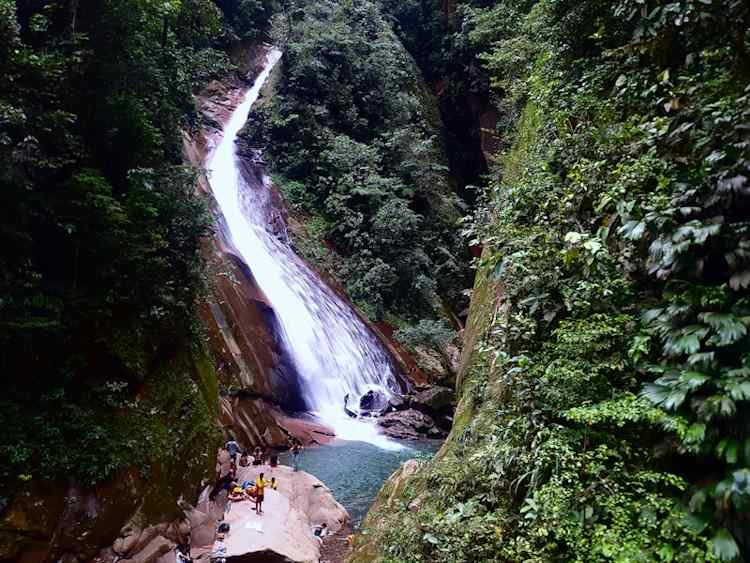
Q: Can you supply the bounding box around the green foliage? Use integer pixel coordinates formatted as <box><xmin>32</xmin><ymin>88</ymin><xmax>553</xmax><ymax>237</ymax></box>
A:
<box><xmin>215</xmin><ymin>0</ymin><xmax>277</xmax><ymax>41</ymax></box>
<box><xmin>358</xmin><ymin>0</ymin><xmax>750</xmax><ymax>560</ymax></box>
<box><xmin>0</xmin><ymin>0</ymin><xmax>232</xmax><ymax>488</ymax></box>
<box><xmin>246</xmin><ymin>0</ymin><xmax>471</xmax><ymax>323</ymax></box>
<box><xmin>394</xmin><ymin>319</ymin><xmax>456</xmax><ymax>350</ymax></box>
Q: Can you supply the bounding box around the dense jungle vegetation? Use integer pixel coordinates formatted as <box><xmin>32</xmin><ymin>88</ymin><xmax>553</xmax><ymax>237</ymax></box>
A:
<box><xmin>246</xmin><ymin>0</ymin><xmax>473</xmax><ymax>327</ymax></box>
<box><xmin>0</xmin><ymin>0</ymin><xmax>278</xmax><ymax>491</ymax></box>
<box><xmin>3</xmin><ymin>0</ymin><xmax>749</xmax><ymax>561</ymax></box>
<box><xmin>354</xmin><ymin>0</ymin><xmax>750</xmax><ymax>561</ymax></box>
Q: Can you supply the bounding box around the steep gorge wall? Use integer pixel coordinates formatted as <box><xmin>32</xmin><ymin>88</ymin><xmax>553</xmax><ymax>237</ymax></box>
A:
<box><xmin>353</xmin><ymin>1</ymin><xmax>750</xmax><ymax>560</ymax></box>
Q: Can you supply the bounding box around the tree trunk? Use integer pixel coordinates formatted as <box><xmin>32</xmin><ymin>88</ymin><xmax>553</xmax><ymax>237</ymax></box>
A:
<box><xmin>66</xmin><ymin>0</ymin><xmax>79</xmax><ymax>36</ymax></box>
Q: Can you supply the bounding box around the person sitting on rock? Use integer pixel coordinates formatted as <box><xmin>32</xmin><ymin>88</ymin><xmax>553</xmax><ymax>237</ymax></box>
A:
<box><xmin>225</xmin><ymin>484</ymin><xmax>248</xmax><ymax>514</ymax></box>
<box><xmin>228</xmin><ymin>485</ymin><xmax>246</xmax><ymax>502</ymax></box>
<box><xmin>209</xmin><ymin>470</ymin><xmax>234</xmax><ymax>502</ymax></box>
<box><xmin>210</xmin><ymin>525</ymin><xmax>229</xmax><ymax>563</ymax></box>
<box><xmin>239</xmin><ymin>450</ymin><xmax>249</xmax><ymax>467</ymax></box>
<box><xmin>255</xmin><ymin>472</ymin><xmax>266</xmax><ymax>515</ymax></box>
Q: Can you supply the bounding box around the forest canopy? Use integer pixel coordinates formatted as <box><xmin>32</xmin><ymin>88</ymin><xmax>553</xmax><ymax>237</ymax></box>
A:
<box><xmin>246</xmin><ymin>0</ymin><xmax>472</xmax><ymax>324</ymax></box>
<box><xmin>0</xmin><ymin>0</ymin><xmax>277</xmax><ymax>486</ymax></box>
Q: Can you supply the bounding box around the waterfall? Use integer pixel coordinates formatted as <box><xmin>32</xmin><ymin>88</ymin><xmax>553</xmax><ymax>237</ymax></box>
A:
<box><xmin>206</xmin><ymin>48</ymin><xmax>402</xmax><ymax>450</ymax></box>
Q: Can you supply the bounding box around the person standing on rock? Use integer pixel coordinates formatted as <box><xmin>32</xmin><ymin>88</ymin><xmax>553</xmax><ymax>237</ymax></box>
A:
<box><xmin>255</xmin><ymin>472</ymin><xmax>266</xmax><ymax>515</ymax></box>
<box><xmin>225</xmin><ymin>436</ymin><xmax>240</xmax><ymax>462</ymax></box>
<box><xmin>292</xmin><ymin>442</ymin><xmax>303</xmax><ymax>471</ymax></box>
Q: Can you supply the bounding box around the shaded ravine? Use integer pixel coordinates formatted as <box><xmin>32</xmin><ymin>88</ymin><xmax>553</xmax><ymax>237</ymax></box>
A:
<box><xmin>205</xmin><ymin>47</ymin><xmax>402</xmax><ymax>449</ymax></box>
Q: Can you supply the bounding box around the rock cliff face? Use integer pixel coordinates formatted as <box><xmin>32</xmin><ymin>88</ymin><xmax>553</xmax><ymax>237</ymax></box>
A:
<box><xmin>183</xmin><ymin>46</ymin><xmax>317</xmax><ymax>450</ymax></box>
<box><xmin>0</xmin><ymin>348</ymin><xmax>220</xmax><ymax>562</ymax></box>
<box><xmin>349</xmin><ymin>255</ymin><xmax>501</xmax><ymax>562</ymax></box>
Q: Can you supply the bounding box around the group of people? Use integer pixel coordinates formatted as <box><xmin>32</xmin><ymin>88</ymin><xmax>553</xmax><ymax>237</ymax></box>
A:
<box><xmin>228</xmin><ymin>440</ymin><xmax>278</xmax><ymax>466</ymax></box>
<box><xmin>206</xmin><ymin>438</ymin><xmax>288</xmax><ymax>562</ymax></box>
<box><xmin>218</xmin><ymin>438</ymin><xmax>280</xmax><ymax>516</ymax></box>
<box><xmin>226</xmin><ymin>472</ymin><xmax>278</xmax><ymax>515</ymax></box>
<box><xmin>176</xmin><ymin>436</ymin><xmax>312</xmax><ymax>563</ymax></box>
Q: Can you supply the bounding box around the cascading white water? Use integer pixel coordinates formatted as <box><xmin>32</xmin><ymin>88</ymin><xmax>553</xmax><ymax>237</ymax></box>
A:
<box><xmin>207</xmin><ymin>48</ymin><xmax>402</xmax><ymax>450</ymax></box>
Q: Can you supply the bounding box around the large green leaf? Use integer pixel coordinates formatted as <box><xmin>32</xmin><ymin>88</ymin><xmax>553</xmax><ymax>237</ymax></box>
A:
<box><xmin>700</xmin><ymin>312</ymin><xmax>747</xmax><ymax>346</ymax></box>
<box><xmin>680</xmin><ymin>371</ymin><xmax>710</xmax><ymax>389</ymax></box>
<box><xmin>664</xmin><ymin>326</ymin><xmax>708</xmax><ymax>356</ymax></box>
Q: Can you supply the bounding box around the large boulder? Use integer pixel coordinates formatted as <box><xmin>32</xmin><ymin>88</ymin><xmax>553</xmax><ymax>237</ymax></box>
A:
<box><xmin>188</xmin><ymin>464</ymin><xmax>348</xmax><ymax>563</ymax></box>
<box><xmin>103</xmin><ymin>463</ymin><xmax>348</xmax><ymax>563</ymax></box>
<box><xmin>410</xmin><ymin>385</ymin><xmax>454</xmax><ymax>413</ymax></box>
<box><xmin>377</xmin><ymin>409</ymin><xmax>445</xmax><ymax>440</ymax></box>
<box><xmin>388</xmin><ymin>394</ymin><xmax>406</xmax><ymax>410</ymax></box>
<box><xmin>358</xmin><ymin>389</ymin><xmax>389</xmax><ymax>415</ymax></box>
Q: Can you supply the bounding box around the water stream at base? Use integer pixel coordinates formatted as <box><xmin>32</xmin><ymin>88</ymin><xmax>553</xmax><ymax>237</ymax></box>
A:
<box><xmin>279</xmin><ymin>440</ymin><xmax>441</xmax><ymax>526</ymax></box>
<box><xmin>207</xmin><ymin>47</ymin><xmax>402</xmax><ymax>451</ymax></box>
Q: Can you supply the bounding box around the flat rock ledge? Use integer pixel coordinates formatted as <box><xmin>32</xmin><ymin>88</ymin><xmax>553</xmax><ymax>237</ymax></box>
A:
<box><xmin>102</xmin><ymin>463</ymin><xmax>348</xmax><ymax>563</ymax></box>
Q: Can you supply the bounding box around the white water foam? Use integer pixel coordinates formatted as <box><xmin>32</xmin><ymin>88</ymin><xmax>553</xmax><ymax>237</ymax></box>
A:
<box><xmin>206</xmin><ymin>48</ymin><xmax>402</xmax><ymax>451</ymax></box>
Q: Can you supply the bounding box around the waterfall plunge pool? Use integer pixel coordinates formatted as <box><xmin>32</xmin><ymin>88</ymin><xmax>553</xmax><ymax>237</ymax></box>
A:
<box><xmin>279</xmin><ymin>438</ymin><xmax>441</xmax><ymax>527</ymax></box>
<box><xmin>207</xmin><ymin>47</ymin><xmax>443</xmax><ymax>523</ymax></box>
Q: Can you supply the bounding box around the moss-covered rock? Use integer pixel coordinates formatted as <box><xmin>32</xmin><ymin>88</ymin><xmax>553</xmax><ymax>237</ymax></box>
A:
<box><xmin>351</xmin><ymin>2</ymin><xmax>745</xmax><ymax>559</ymax></box>
<box><xmin>0</xmin><ymin>346</ymin><xmax>220</xmax><ymax>562</ymax></box>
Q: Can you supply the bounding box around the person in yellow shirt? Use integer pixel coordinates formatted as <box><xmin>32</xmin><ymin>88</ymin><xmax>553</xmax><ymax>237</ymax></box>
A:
<box><xmin>268</xmin><ymin>477</ymin><xmax>278</xmax><ymax>490</ymax></box>
<box><xmin>255</xmin><ymin>472</ymin><xmax>265</xmax><ymax>514</ymax></box>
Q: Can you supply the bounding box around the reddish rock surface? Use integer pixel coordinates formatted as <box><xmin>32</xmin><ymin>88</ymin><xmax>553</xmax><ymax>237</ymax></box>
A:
<box><xmin>185</xmin><ymin>45</ymin><xmax>311</xmax><ymax>450</ymax></box>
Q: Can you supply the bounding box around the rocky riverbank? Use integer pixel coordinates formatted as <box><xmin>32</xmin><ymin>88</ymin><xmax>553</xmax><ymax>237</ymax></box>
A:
<box><xmin>349</xmin><ymin>384</ymin><xmax>455</xmax><ymax>441</ymax></box>
<box><xmin>102</xmin><ymin>451</ymin><xmax>348</xmax><ymax>562</ymax></box>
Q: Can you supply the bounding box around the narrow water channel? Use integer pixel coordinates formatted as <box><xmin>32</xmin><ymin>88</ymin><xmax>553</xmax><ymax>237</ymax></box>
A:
<box><xmin>279</xmin><ymin>440</ymin><xmax>441</xmax><ymax>526</ymax></box>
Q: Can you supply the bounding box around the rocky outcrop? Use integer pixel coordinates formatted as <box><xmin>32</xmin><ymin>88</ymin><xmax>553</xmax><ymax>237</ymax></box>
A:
<box><xmin>100</xmin><ymin>461</ymin><xmax>347</xmax><ymax>563</ymax></box>
<box><xmin>373</xmin><ymin>383</ymin><xmax>455</xmax><ymax>440</ymax></box>
<box><xmin>219</xmin><ymin>397</ymin><xmax>336</xmax><ymax>447</ymax></box>
<box><xmin>410</xmin><ymin>385</ymin><xmax>454</xmax><ymax>413</ymax></box>
<box><xmin>377</xmin><ymin>409</ymin><xmax>444</xmax><ymax>440</ymax></box>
